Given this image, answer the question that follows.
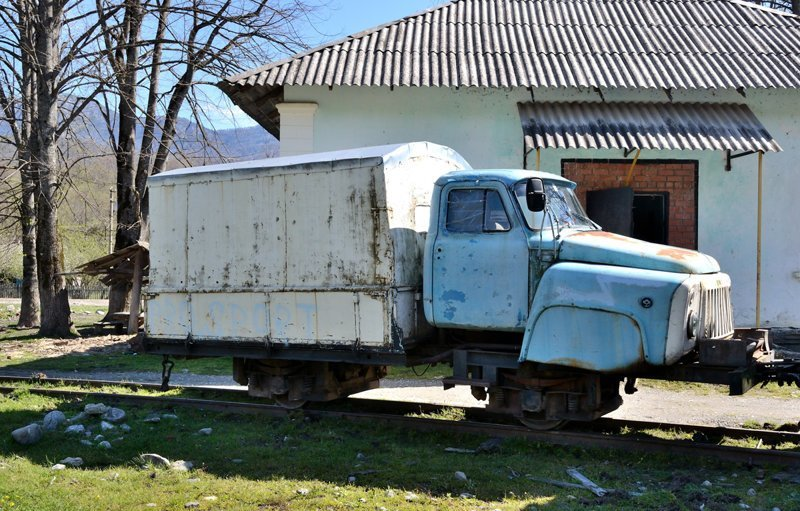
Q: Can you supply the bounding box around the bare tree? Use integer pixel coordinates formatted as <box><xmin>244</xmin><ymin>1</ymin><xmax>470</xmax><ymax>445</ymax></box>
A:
<box><xmin>0</xmin><ymin>0</ymin><xmax>119</xmax><ymax>337</ymax></box>
<box><xmin>748</xmin><ymin>0</ymin><xmax>800</xmax><ymax>14</ymax></box>
<box><xmin>97</xmin><ymin>0</ymin><xmax>320</xmax><ymax>318</ymax></box>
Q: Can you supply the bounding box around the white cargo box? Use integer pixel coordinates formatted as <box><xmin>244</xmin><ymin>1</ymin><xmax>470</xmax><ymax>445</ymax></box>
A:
<box><xmin>145</xmin><ymin>142</ymin><xmax>470</xmax><ymax>351</ymax></box>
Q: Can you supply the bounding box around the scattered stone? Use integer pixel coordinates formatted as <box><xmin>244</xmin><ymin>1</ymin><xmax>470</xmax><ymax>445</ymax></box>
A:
<box><xmin>702</xmin><ymin>480</ymin><xmax>713</xmax><ymax>488</ymax></box>
<box><xmin>120</xmin><ymin>424</ymin><xmax>132</xmax><ymax>433</ymax></box>
<box><xmin>755</xmin><ymin>468</ymin><xmax>766</xmax><ymax>480</ymax></box>
<box><xmin>404</xmin><ymin>492</ymin><xmax>418</xmax><ymax>501</ymax></box>
<box><xmin>476</xmin><ymin>437</ymin><xmax>504</xmax><ymax>453</ymax></box>
<box><xmin>197</xmin><ymin>428</ymin><xmax>212</xmax><ymax>435</ymax></box>
<box><xmin>145</xmin><ymin>504</ymin><xmax>156</xmax><ymax>508</ymax></box>
<box><xmin>455</xmin><ymin>471</ymin><xmax>468</xmax><ymax>482</ymax></box>
<box><xmin>94</xmin><ymin>434</ymin><xmax>106</xmax><ymax>442</ymax></box>
<box><xmin>184</xmin><ymin>502</ymin><xmax>199</xmax><ymax>509</ymax></box>
<box><xmin>347</xmin><ymin>476</ymin><xmax>356</xmax><ymax>483</ymax></box>
<box><xmin>59</xmin><ymin>457</ymin><xmax>83</xmax><ymax>467</ymax></box>
<box><xmin>459</xmin><ymin>493</ymin><xmax>475</xmax><ymax>499</ymax></box>
<box><xmin>772</xmin><ymin>507</ymin><xmax>782</xmax><ymax>511</ymax></box>
<box><xmin>230</xmin><ymin>458</ymin><xmax>243</xmax><ymax>464</ymax></box>
<box><xmin>358</xmin><ymin>498</ymin><xmax>367</xmax><ymax>503</ymax></box>
<box><xmin>43</xmin><ymin>410</ymin><xmax>67</xmax><ymax>431</ymax></box>
<box><xmin>202</xmin><ymin>496</ymin><xmax>217</xmax><ymax>502</ymax></box>
<box><xmin>66</xmin><ymin>412</ymin><xmax>86</xmax><ymax>424</ymax></box>
<box><xmin>385</xmin><ymin>490</ymin><xmax>396</xmax><ymax>497</ymax></box>
<box><xmin>97</xmin><ymin>441</ymin><xmax>112</xmax><ymax>449</ymax></box>
<box><xmin>171</xmin><ymin>460</ymin><xmax>193</xmax><ymax>472</ymax></box>
<box><xmin>140</xmin><ymin>453</ymin><xmax>170</xmax><ymax>467</ymax></box>
<box><xmin>96</xmin><ymin>310</ymin><xmax>105</xmax><ymax>315</ymax></box>
<box><xmin>143</xmin><ymin>414</ymin><xmax>161</xmax><ymax>423</ymax></box>
<box><xmin>739</xmin><ymin>504</ymin><xmax>750</xmax><ymax>510</ymax></box>
<box><xmin>11</xmin><ymin>423</ymin><xmax>43</xmax><ymax>445</ymax></box>
<box><xmin>356</xmin><ymin>452</ymin><xmax>367</xmax><ymax>461</ymax></box>
<box><xmin>80</xmin><ymin>440</ymin><xmax>93</xmax><ymax>446</ymax></box>
<box><xmin>444</xmin><ymin>447</ymin><xmax>476</xmax><ymax>454</ymax></box>
<box><xmin>747</xmin><ymin>488</ymin><xmax>756</xmax><ymax>497</ymax></box>
<box><xmin>100</xmin><ymin>421</ymin><xmax>115</xmax><ymax>432</ymax></box>
<box><xmin>84</xmin><ymin>403</ymin><xmax>109</xmax><ymax>415</ymax></box>
<box><xmin>102</xmin><ymin>408</ymin><xmax>126</xmax><ymax>423</ymax></box>
<box><xmin>50</xmin><ymin>464</ymin><xmax>66</xmax><ymax>470</ymax></box>
<box><xmin>187</xmin><ymin>478</ymin><xmax>200</xmax><ymax>483</ymax></box>
<box><xmin>161</xmin><ymin>413</ymin><xmax>178</xmax><ymax>420</ymax></box>
<box><xmin>297</xmin><ymin>488</ymin><xmax>310</xmax><ymax>495</ymax></box>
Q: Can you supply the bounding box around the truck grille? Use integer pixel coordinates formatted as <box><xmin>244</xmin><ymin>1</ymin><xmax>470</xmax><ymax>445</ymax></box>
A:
<box><xmin>698</xmin><ymin>282</ymin><xmax>734</xmax><ymax>340</ymax></box>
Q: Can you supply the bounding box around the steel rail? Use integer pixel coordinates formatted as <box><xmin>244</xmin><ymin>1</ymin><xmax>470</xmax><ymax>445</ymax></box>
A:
<box><xmin>1</xmin><ymin>379</ymin><xmax>798</xmax><ymax>467</ymax></box>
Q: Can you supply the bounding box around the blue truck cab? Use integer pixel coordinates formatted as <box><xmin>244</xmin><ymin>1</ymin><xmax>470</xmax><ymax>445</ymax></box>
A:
<box><xmin>424</xmin><ymin>170</ymin><xmax>734</xmax><ymax>375</ymax></box>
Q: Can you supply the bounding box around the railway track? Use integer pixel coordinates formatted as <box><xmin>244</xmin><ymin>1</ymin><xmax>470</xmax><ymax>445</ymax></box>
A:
<box><xmin>1</xmin><ymin>375</ymin><xmax>798</xmax><ymax>466</ymax></box>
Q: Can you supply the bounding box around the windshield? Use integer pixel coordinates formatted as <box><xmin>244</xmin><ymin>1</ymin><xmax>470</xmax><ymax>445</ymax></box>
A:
<box><xmin>513</xmin><ymin>181</ymin><xmax>597</xmax><ymax>231</ymax></box>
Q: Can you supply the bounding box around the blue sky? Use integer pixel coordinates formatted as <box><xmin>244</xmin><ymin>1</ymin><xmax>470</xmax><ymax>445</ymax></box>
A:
<box><xmin>210</xmin><ymin>1</ymin><xmax>447</xmax><ymax>129</ymax></box>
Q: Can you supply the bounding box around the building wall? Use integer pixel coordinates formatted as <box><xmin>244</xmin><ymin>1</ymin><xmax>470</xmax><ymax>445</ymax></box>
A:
<box><xmin>282</xmin><ymin>85</ymin><xmax>800</xmax><ymax>328</ymax></box>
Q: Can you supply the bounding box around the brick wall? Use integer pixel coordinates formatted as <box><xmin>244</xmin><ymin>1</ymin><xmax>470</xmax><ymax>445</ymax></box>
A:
<box><xmin>562</xmin><ymin>161</ymin><xmax>697</xmax><ymax>249</ymax></box>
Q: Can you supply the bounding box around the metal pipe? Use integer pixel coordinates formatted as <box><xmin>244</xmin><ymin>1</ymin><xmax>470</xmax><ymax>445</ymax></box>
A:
<box><xmin>624</xmin><ymin>149</ymin><xmax>641</xmax><ymax>187</ymax></box>
<box><xmin>756</xmin><ymin>151</ymin><xmax>763</xmax><ymax>327</ymax></box>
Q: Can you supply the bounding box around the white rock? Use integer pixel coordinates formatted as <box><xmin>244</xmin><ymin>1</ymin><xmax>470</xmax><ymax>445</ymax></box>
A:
<box><xmin>455</xmin><ymin>471</ymin><xmax>468</xmax><ymax>482</ymax></box>
<box><xmin>11</xmin><ymin>423</ymin><xmax>43</xmax><ymax>445</ymax></box>
<box><xmin>297</xmin><ymin>488</ymin><xmax>309</xmax><ymax>495</ymax></box>
<box><xmin>202</xmin><ymin>496</ymin><xmax>217</xmax><ymax>501</ymax></box>
<box><xmin>358</xmin><ymin>498</ymin><xmax>367</xmax><ymax>503</ymax></box>
<box><xmin>94</xmin><ymin>434</ymin><xmax>105</xmax><ymax>442</ymax></box>
<box><xmin>701</xmin><ymin>480</ymin><xmax>712</xmax><ymax>487</ymax></box>
<box><xmin>739</xmin><ymin>504</ymin><xmax>750</xmax><ymax>510</ymax></box>
<box><xmin>102</xmin><ymin>407</ymin><xmax>126</xmax><ymax>423</ymax></box>
<box><xmin>97</xmin><ymin>441</ymin><xmax>112</xmax><ymax>449</ymax></box>
<box><xmin>404</xmin><ymin>492</ymin><xmax>418</xmax><ymax>501</ymax></box>
<box><xmin>43</xmin><ymin>411</ymin><xmax>66</xmax><ymax>431</ymax></box>
<box><xmin>772</xmin><ymin>507</ymin><xmax>781</xmax><ymax>511</ymax></box>
<box><xmin>143</xmin><ymin>414</ymin><xmax>161</xmax><ymax>423</ymax></box>
<box><xmin>80</xmin><ymin>440</ymin><xmax>93</xmax><ymax>446</ymax></box>
<box><xmin>50</xmin><ymin>464</ymin><xmax>66</xmax><ymax>470</ymax></box>
<box><xmin>100</xmin><ymin>421</ymin><xmax>116</xmax><ymax>432</ymax></box>
<box><xmin>356</xmin><ymin>452</ymin><xmax>367</xmax><ymax>461</ymax></box>
<box><xmin>59</xmin><ymin>457</ymin><xmax>83</xmax><ymax>467</ymax></box>
<box><xmin>230</xmin><ymin>459</ymin><xmax>243</xmax><ymax>464</ymax></box>
<box><xmin>66</xmin><ymin>412</ymin><xmax>86</xmax><ymax>424</ymax></box>
<box><xmin>145</xmin><ymin>504</ymin><xmax>156</xmax><ymax>508</ymax></box>
<box><xmin>84</xmin><ymin>403</ymin><xmax>109</xmax><ymax>415</ymax></box>
<box><xmin>385</xmin><ymin>490</ymin><xmax>396</xmax><ymax>497</ymax></box>
<box><xmin>171</xmin><ymin>460</ymin><xmax>193</xmax><ymax>472</ymax></box>
<box><xmin>120</xmin><ymin>424</ymin><xmax>131</xmax><ymax>433</ymax></box>
<box><xmin>459</xmin><ymin>493</ymin><xmax>475</xmax><ymax>499</ymax></box>
<box><xmin>140</xmin><ymin>453</ymin><xmax>170</xmax><ymax>467</ymax></box>
<box><xmin>747</xmin><ymin>488</ymin><xmax>756</xmax><ymax>496</ymax></box>
<box><xmin>197</xmin><ymin>428</ymin><xmax>212</xmax><ymax>435</ymax></box>
<box><xmin>161</xmin><ymin>413</ymin><xmax>178</xmax><ymax>420</ymax></box>
<box><xmin>184</xmin><ymin>502</ymin><xmax>199</xmax><ymax>509</ymax></box>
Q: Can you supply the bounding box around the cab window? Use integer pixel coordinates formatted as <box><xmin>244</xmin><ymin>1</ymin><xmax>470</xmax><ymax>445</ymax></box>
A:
<box><xmin>446</xmin><ymin>189</ymin><xmax>510</xmax><ymax>233</ymax></box>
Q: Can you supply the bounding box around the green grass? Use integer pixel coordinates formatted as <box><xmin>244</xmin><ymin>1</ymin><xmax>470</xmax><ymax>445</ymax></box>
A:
<box><xmin>1</xmin><ymin>390</ymin><xmax>798</xmax><ymax>510</ymax></box>
<box><xmin>639</xmin><ymin>378</ymin><xmax>800</xmax><ymax>400</ymax></box>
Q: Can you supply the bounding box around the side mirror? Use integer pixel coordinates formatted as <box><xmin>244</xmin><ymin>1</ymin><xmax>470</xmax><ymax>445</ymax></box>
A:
<box><xmin>526</xmin><ymin>178</ymin><xmax>546</xmax><ymax>212</ymax></box>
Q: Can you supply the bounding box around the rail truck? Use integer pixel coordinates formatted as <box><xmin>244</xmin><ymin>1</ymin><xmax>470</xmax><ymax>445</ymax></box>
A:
<box><xmin>141</xmin><ymin>142</ymin><xmax>796</xmax><ymax>429</ymax></box>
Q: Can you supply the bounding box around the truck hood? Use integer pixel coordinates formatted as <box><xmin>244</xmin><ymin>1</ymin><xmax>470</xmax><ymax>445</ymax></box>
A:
<box><xmin>558</xmin><ymin>230</ymin><xmax>720</xmax><ymax>274</ymax></box>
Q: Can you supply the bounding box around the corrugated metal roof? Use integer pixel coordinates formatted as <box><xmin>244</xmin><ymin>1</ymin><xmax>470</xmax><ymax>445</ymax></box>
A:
<box><xmin>518</xmin><ymin>101</ymin><xmax>782</xmax><ymax>151</ymax></box>
<box><xmin>224</xmin><ymin>0</ymin><xmax>800</xmax><ymax>91</ymax></box>
<box><xmin>219</xmin><ymin>0</ymin><xmax>800</xmax><ymax>136</ymax></box>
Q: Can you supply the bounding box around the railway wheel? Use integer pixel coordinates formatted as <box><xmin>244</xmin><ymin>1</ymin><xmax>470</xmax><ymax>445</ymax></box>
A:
<box><xmin>518</xmin><ymin>415</ymin><xmax>567</xmax><ymax>431</ymax></box>
<box><xmin>273</xmin><ymin>395</ymin><xmax>308</xmax><ymax>409</ymax></box>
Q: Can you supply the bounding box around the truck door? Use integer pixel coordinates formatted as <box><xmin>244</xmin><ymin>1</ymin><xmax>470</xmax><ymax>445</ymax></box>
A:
<box><xmin>431</xmin><ymin>184</ymin><xmax>529</xmax><ymax>330</ymax></box>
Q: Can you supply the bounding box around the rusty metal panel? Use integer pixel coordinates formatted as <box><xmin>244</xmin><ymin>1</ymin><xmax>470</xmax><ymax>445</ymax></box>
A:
<box><xmin>148</xmin><ymin>185</ymin><xmax>188</xmax><ymax>292</ymax></box>
<box><xmin>357</xmin><ymin>292</ymin><xmax>387</xmax><ymax>346</ymax></box>
<box><xmin>190</xmin><ymin>292</ymin><xmax>268</xmax><ymax>340</ymax></box>
<box><xmin>145</xmin><ymin>293</ymin><xmax>190</xmax><ymax>339</ymax></box>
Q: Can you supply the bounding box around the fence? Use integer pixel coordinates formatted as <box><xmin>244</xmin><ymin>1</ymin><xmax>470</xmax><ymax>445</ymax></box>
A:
<box><xmin>0</xmin><ymin>284</ymin><xmax>109</xmax><ymax>300</ymax></box>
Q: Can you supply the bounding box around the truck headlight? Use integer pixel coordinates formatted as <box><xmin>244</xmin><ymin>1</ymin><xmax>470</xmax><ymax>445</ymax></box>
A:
<box><xmin>687</xmin><ymin>309</ymin><xmax>699</xmax><ymax>339</ymax></box>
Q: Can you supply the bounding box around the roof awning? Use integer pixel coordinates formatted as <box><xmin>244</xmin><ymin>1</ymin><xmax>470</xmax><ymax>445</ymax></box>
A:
<box><xmin>518</xmin><ymin>102</ymin><xmax>781</xmax><ymax>153</ymax></box>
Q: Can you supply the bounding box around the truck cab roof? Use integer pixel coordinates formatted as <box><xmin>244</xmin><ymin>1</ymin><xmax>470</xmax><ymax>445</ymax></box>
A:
<box><xmin>435</xmin><ymin>169</ymin><xmax>575</xmax><ymax>188</ymax></box>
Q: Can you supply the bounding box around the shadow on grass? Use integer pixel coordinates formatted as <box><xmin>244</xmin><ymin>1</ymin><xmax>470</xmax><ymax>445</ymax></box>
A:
<box><xmin>0</xmin><ymin>390</ymin><xmax>756</xmax><ymax>510</ymax></box>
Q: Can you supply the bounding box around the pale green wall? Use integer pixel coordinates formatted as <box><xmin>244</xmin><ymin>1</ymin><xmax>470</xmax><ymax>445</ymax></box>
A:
<box><xmin>284</xmin><ymin>85</ymin><xmax>800</xmax><ymax>328</ymax></box>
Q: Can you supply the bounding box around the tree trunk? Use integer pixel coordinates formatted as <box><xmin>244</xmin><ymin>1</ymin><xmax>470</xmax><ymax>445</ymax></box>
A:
<box><xmin>105</xmin><ymin>0</ymin><xmax>143</xmax><ymax>320</ymax></box>
<box><xmin>34</xmin><ymin>0</ymin><xmax>72</xmax><ymax>338</ymax></box>
<box><xmin>17</xmin><ymin>164</ymin><xmax>39</xmax><ymax>327</ymax></box>
<box><xmin>15</xmin><ymin>0</ymin><xmax>39</xmax><ymax>328</ymax></box>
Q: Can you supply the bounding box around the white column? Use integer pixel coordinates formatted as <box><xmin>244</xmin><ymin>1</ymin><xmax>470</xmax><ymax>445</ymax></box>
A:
<box><xmin>276</xmin><ymin>102</ymin><xmax>318</xmax><ymax>156</ymax></box>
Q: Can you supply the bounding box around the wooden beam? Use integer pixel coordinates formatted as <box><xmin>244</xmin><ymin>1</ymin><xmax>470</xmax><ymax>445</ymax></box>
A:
<box><xmin>128</xmin><ymin>250</ymin><xmax>144</xmax><ymax>334</ymax></box>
